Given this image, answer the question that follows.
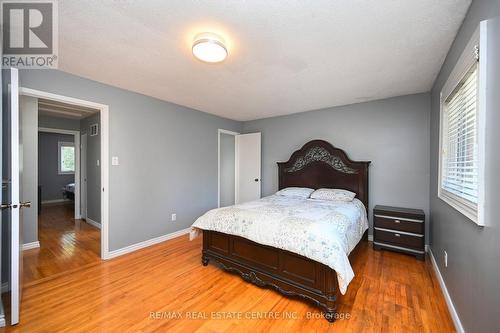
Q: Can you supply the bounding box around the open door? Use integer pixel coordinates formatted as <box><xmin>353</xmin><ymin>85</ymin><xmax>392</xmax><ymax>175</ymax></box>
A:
<box><xmin>235</xmin><ymin>132</ymin><xmax>261</xmax><ymax>204</ymax></box>
<box><xmin>2</xmin><ymin>68</ymin><xmax>30</xmax><ymax>325</ymax></box>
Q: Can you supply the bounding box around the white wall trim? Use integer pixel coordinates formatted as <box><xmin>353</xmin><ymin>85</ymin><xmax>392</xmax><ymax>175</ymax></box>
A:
<box><xmin>22</xmin><ymin>241</ymin><xmax>40</xmax><ymax>251</ymax></box>
<box><xmin>217</xmin><ymin>129</ymin><xmax>239</xmax><ymax>208</ymax></box>
<box><xmin>85</xmin><ymin>218</ymin><xmax>101</xmax><ymax>229</ymax></box>
<box><xmin>429</xmin><ymin>248</ymin><xmax>465</xmax><ymax>333</ymax></box>
<box><xmin>106</xmin><ymin>228</ymin><xmax>191</xmax><ymax>259</ymax></box>
<box><xmin>21</xmin><ymin>87</ymin><xmax>110</xmax><ymax>260</ymax></box>
<box><xmin>41</xmin><ymin>198</ymin><xmax>71</xmax><ymax>205</ymax></box>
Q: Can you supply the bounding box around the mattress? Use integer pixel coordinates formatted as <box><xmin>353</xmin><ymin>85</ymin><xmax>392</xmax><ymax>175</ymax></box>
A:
<box><xmin>63</xmin><ymin>183</ymin><xmax>75</xmax><ymax>193</ymax></box>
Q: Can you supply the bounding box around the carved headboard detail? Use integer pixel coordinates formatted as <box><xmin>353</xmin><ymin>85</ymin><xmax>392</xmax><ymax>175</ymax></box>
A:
<box><xmin>277</xmin><ymin>140</ymin><xmax>371</xmax><ymax>209</ymax></box>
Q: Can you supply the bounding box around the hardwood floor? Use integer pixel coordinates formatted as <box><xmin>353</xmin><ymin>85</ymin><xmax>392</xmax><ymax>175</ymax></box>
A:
<box><xmin>1</xmin><ymin>232</ymin><xmax>454</xmax><ymax>332</ymax></box>
<box><xmin>23</xmin><ymin>204</ymin><xmax>101</xmax><ymax>285</ymax></box>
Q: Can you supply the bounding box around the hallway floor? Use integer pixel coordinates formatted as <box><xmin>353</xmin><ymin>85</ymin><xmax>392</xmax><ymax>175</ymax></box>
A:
<box><xmin>23</xmin><ymin>204</ymin><xmax>101</xmax><ymax>286</ymax></box>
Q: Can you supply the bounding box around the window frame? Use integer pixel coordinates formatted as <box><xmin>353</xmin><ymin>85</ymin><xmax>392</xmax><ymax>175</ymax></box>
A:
<box><xmin>438</xmin><ymin>22</ymin><xmax>487</xmax><ymax>226</ymax></box>
<box><xmin>58</xmin><ymin>141</ymin><xmax>76</xmax><ymax>175</ymax></box>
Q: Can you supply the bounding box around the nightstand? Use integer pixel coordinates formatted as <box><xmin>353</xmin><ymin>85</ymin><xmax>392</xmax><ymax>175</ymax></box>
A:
<box><xmin>373</xmin><ymin>205</ymin><xmax>425</xmax><ymax>260</ymax></box>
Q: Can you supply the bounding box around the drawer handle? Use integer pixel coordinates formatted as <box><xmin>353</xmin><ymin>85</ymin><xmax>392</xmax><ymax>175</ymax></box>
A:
<box><xmin>394</xmin><ymin>233</ymin><xmax>401</xmax><ymax>237</ymax></box>
<box><xmin>394</xmin><ymin>220</ymin><xmax>401</xmax><ymax>223</ymax></box>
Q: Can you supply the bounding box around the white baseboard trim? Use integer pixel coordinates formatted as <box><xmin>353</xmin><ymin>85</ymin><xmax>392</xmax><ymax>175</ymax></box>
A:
<box><xmin>22</xmin><ymin>241</ymin><xmax>40</xmax><ymax>251</ymax></box>
<box><xmin>105</xmin><ymin>227</ymin><xmax>191</xmax><ymax>260</ymax></box>
<box><xmin>429</xmin><ymin>248</ymin><xmax>464</xmax><ymax>333</ymax></box>
<box><xmin>85</xmin><ymin>218</ymin><xmax>101</xmax><ymax>229</ymax></box>
<box><xmin>41</xmin><ymin>199</ymin><xmax>71</xmax><ymax>205</ymax></box>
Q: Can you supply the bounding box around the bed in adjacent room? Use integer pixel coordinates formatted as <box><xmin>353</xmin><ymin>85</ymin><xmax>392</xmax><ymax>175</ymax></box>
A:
<box><xmin>63</xmin><ymin>183</ymin><xmax>75</xmax><ymax>201</ymax></box>
<box><xmin>191</xmin><ymin>140</ymin><xmax>370</xmax><ymax>322</ymax></box>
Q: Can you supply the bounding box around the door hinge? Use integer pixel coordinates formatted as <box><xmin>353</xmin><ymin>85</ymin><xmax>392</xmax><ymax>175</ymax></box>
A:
<box><xmin>474</xmin><ymin>45</ymin><xmax>480</xmax><ymax>61</ymax></box>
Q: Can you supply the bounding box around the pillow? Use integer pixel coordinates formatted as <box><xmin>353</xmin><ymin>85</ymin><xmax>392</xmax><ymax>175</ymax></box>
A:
<box><xmin>310</xmin><ymin>188</ymin><xmax>356</xmax><ymax>202</ymax></box>
<box><xmin>275</xmin><ymin>187</ymin><xmax>314</xmax><ymax>199</ymax></box>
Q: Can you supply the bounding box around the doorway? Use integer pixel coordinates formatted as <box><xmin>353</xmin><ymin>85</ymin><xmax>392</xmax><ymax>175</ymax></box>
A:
<box><xmin>19</xmin><ymin>97</ymin><xmax>103</xmax><ymax>283</ymax></box>
<box><xmin>18</xmin><ymin>88</ymin><xmax>110</xmax><ymax>263</ymax></box>
<box><xmin>218</xmin><ymin>130</ymin><xmax>261</xmax><ymax>207</ymax></box>
<box><xmin>218</xmin><ymin>129</ymin><xmax>238</xmax><ymax>207</ymax></box>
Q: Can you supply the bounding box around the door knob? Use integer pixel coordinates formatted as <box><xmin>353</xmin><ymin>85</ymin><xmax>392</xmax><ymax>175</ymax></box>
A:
<box><xmin>1</xmin><ymin>203</ymin><xmax>14</xmax><ymax>210</ymax></box>
<box><xmin>19</xmin><ymin>201</ymin><xmax>31</xmax><ymax>208</ymax></box>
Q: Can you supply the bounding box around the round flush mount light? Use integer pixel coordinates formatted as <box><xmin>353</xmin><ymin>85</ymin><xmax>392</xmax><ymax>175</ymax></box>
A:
<box><xmin>192</xmin><ymin>32</ymin><xmax>227</xmax><ymax>63</ymax></box>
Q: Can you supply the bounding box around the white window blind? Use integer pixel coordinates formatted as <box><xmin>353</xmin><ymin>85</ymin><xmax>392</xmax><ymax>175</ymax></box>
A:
<box><xmin>441</xmin><ymin>62</ymin><xmax>478</xmax><ymax>205</ymax></box>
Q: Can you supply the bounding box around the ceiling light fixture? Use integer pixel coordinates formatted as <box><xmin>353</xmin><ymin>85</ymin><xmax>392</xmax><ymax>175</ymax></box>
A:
<box><xmin>192</xmin><ymin>32</ymin><xmax>227</xmax><ymax>63</ymax></box>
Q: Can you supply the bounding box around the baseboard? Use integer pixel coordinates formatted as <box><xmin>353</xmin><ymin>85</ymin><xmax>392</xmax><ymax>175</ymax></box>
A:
<box><xmin>429</xmin><ymin>248</ymin><xmax>464</xmax><ymax>333</ymax></box>
<box><xmin>105</xmin><ymin>227</ymin><xmax>191</xmax><ymax>260</ymax></box>
<box><xmin>0</xmin><ymin>298</ymin><xmax>5</xmax><ymax>327</ymax></box>
<box><xmin>85</xmin><ymin>218</ymin><xmax>101</xmax><ymax>229</ymax></box>
<box><xmin>22</xmin><ymin>241</ymin><xmax>40</xmax><ymax>251</ymax></box>
<box><xmin>41</xmin><ymin>199</ymin><xmax>71</xmax><ymax>205</ymax></box>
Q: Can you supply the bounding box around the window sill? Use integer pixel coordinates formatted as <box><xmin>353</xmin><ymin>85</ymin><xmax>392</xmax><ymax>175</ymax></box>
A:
<box><xmin>438</xmin><ymin>191</ymin><xmax>482</xmax><ymax>226</ymax></box>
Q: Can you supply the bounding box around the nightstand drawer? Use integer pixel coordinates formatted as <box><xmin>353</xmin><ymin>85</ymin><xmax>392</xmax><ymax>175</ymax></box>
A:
<box><xmin>374</xmin><ymin>228</ymin><xmax>424</xmax><ymax>249</ymax></box>
<box><xmin>374</xmin><ymin>214</ymin><xmax>423</xmax><ymax>234</ymax></box>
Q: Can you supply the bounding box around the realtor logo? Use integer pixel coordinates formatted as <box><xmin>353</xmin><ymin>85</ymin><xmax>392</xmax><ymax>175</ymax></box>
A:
<box><xmin>1</xmin><ymin>0</ymin><xmax>58</xmax><ymax>68</ymax></box>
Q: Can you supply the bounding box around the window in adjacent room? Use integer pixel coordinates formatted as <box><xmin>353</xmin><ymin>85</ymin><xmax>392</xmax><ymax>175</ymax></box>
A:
<box><xmin>58</xmin><ymin>141</ymin><xmax>75</xmax><ymax>174</ymax></box>
<box><xmin>439</xmin><ymin>22</ymin><xmax>487</xmax><ymax>226</ymax></box>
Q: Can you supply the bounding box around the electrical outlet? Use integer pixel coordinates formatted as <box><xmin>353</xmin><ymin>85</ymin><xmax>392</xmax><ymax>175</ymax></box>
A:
<box><xmin>444</xmin><ymin>250</ymin><xmax>448</xmax><ymax>267</ymax></box>
<box><xmin>171</xmin><ymin>213</ymin><xmax>176</xmax><ymax>222</ymax></box>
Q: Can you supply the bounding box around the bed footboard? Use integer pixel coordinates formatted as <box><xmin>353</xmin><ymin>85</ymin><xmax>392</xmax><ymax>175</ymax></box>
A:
<box><xmin>202</xmin><ymin>230</ymin><xmax>344</xmax><ymax>322</ymax></box>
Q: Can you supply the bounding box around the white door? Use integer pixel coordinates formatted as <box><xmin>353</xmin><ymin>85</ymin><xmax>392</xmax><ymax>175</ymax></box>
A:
<box><xmin>80</xmin><ymin>134</ymin><xmax>87</xmax><ymax>219</ymax></box>
<box><xmin>2</xmin><ymin>68</ymin><xmax>27</xmax><ymax>325</ymax></box>
<box><xmin>235</xmin><ymin>133</ymin><xmax>261</xmax><ymax>204</ymax></box>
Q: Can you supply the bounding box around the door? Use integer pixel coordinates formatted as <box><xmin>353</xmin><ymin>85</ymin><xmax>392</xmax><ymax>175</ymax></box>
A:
<box><xmin>81</xmin><ymin>134</ymin><xmax>87</xmax><ymax>219</ymax></box>
<box><xmin>2</xmin><ymin>68</ymin><xmax>28</xmax><ymax>325</ymax></box>
<box><xmin>235</xmin><ymin>133</ymin><xmax>261</xmax><ymax>204</ymax></box>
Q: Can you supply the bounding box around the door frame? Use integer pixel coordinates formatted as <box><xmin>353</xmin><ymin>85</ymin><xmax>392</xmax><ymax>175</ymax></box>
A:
<box><xmin>38</xmin><ymin>127</ymin><xmax>81</xmax><ymax>220</ymax></box>
<box><xmin>19</xmin><ymin>87</ymin><xmax>110</xmax><ymax>260</ymax></box>
<box><xmin>217</xmin><ymin>129</ymin><xmax>239</xmax><ymax>208</ymax></box>
<box><xmin>80</xmin><ymin>133</ymin><xmax>87</xmax><ymax>219</ymax></box>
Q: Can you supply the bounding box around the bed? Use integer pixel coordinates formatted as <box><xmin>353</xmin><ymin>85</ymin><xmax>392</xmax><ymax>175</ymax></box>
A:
<box><xmin>192</xmin><ymin>140</ymin><xmax>370</xmax><ymax>322</ymax></box>
<box><xmin>63</xmin><ymin>183</ymin><xmax>75</xmax><ymax>201</ymax></box>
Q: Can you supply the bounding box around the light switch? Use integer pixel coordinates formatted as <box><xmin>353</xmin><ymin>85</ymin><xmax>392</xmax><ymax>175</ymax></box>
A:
<box><xmin>112</xmin><ymin>156</ymin><xmax>119</xmax><ymax>166</ymax></box>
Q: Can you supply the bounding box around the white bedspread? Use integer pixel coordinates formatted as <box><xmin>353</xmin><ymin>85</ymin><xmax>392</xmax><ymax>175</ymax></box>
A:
<box><xmin>191</xmin><ymin>195</ymin><xmax>368</xmax><ymax>294</ymax></box>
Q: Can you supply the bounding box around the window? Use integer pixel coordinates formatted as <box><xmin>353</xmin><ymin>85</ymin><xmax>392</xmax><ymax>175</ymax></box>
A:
<box><xmin>439</xmin><ymin>23</ymin><xmax>486</xmax><ymax>226</ymax></box>
<box><xmin>58</xmin><ymin>142</ymin><xmax>75</xmax><ymax>174</ymax></box>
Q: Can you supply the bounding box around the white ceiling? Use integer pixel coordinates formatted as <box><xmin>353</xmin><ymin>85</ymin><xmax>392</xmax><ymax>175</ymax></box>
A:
<box><xmin>59</xmin><ymin>0</ymin><xmax>471</xmax><ymax>121</ymax></box>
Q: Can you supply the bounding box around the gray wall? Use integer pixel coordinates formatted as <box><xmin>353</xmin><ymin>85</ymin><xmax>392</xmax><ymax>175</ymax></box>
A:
<box><xmin>20</xmin><ymin>96</ymin><xmax>38</xmax><ymax>245</ymax></box>
<box><xmin>18</xmin><ymin>69</ymin><xmax>241</xmax><ymax>251</ymax></box>
<box><xmin>38</xmin><ymin>132</ymin><xmax>75</xmax><ymax>202</ymax></box>
<box><xmin>219</xmin><ymin>133</ymin><xmax>235</xmax><ymax>207</ymax></box>
<box><xmin>80</xmin><ymin>113</ymin><xmax>101</xmax><ymax>223</ymax></box>
<box><xmin>429</xmin><ymin>0</ymin><xmax>500</xmax><ymax>332</ymax></box>
<box><xmin>243</xmin><ymin>93</ymin><xmax>431</xmax><ymax>241</ymax></box>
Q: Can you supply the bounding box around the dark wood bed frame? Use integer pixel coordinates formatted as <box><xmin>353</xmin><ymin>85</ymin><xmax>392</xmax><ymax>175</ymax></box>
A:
<box><xmin>202</xmin><ymin>140</ymin><xmax>370</xmax><ymax>322</ymax></box>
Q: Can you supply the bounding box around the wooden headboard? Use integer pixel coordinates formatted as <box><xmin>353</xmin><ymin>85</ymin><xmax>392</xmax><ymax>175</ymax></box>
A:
<box><xmin>277</xmin><ymin>140</ymin><xmax>371</xmax><ymax>209</ymax></box>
